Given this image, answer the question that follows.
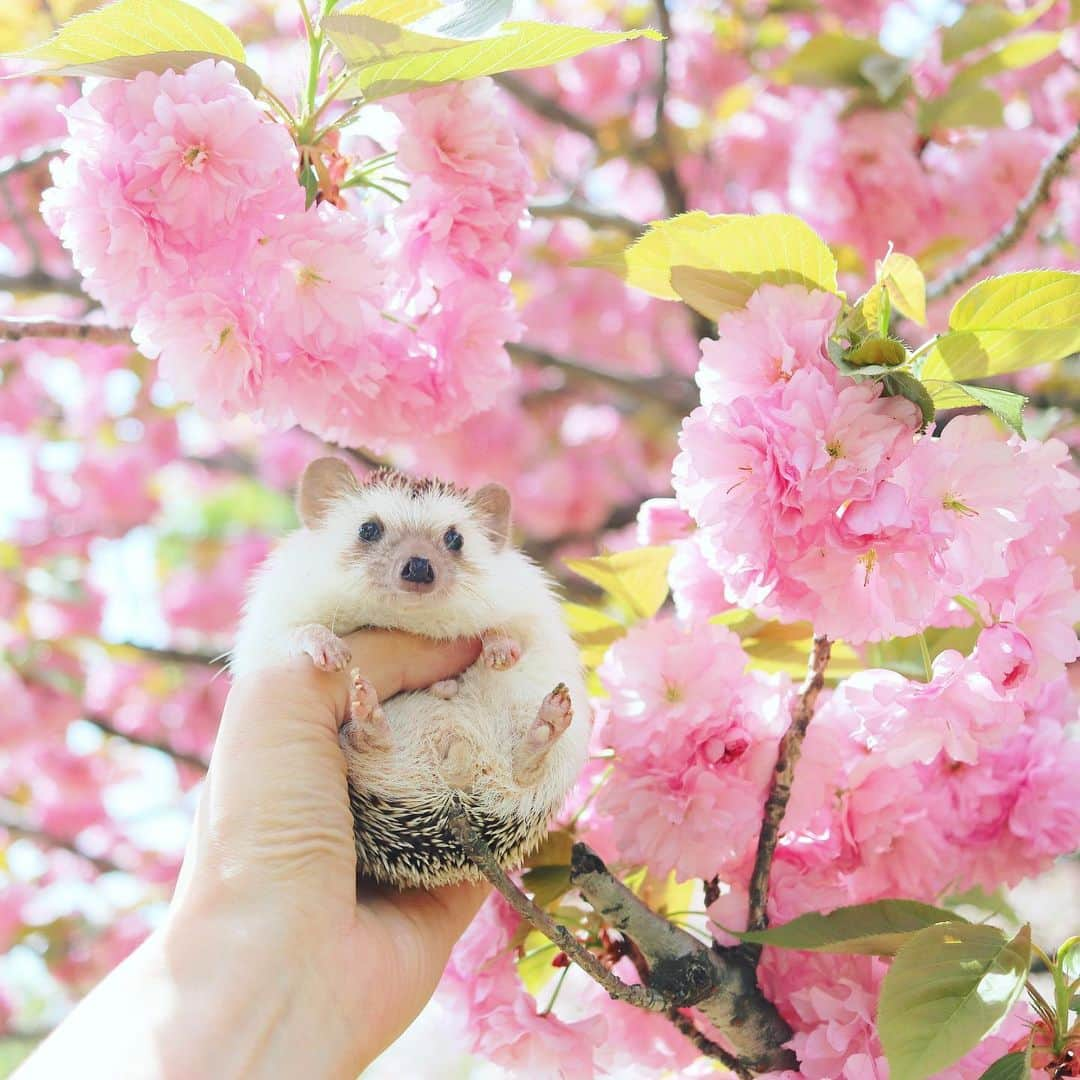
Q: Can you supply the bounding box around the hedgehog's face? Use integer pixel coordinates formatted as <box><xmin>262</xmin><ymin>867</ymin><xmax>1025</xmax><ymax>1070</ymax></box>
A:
<box><xmin>297</xmin><ymin>458</ymin><xmax>511</xmax><ymax>610</ymax></box>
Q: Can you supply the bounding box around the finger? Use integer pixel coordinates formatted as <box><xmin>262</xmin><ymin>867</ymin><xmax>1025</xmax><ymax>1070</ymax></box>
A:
<box><xmin>385</xmin><ymin>633</ymin><xmax>482</xmax><ymax>694</ymax></box>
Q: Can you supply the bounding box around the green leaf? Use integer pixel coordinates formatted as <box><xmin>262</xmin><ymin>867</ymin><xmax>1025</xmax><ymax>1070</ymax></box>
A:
<box><xmin>952</xmin><ymin>31</ymin><xmax>1063</xmax><ymax>90</ymax></box>
<box><xmin>879</xmin><ymin>923</ymin><xmax>1032</xmax><ymax>1080</ymax></box>
<box><xmin>919</xmin><ymin>86</ymin><xmax>1005</xmax><ymax>134</ymax></box>
<box><xmin>564</xmin><ymin>547</ymin><xmax>673</xmax><ymax>621</ymax></box>
<box><xmin>880</xmin><ymin>370</ymin><xmax>935</xmax><ymax>431</ymax></box>
<box><xmin>735</xmin><ymin>900</ymin><xmax>966</xmax><ymax>956</ymax></box>
<box><xmin>525</xmin><ymin>829</ymin><xmax>574</xmax><ymax>868</ymax></box>
<box><xmin>878</xmin><ymin>251</ymin><xmax>927</xmax><ymax>326</ymax></box>
<box><xmin>774</xmin><ymin>32</ymin><xmax>907</xmax><ymax>101</ymax></box>
<box><xmin>14</xmin><ymin>0</ymin><xmax>260</xmax><ymax>93</ymax></box>
<box><xmin>603</xmin><ymin>212</ymin><xmax>838</xmax><ymax>313</ymax></box>
<box><xmin>977</xmin><ymin>1052</ymin><xmax>1031</xmax><ymax>1080</ymax></box>
<box><xmin>943</xmin><ymin>885</ymin><xmax>1020</xmax><ymax>923</ymax></box>
<box><xmin>519</xmin><ymin>865</ymin><xmax>572</xmax><ymax>909</ymax></box>
<box><xmin>924</xmin><ymin>381</ymin><xmax>1027</xmax><ymax>436</ymax></box>
<box><xmin>848</xmin><ymin>338</ymin><xmax>907</xmax><ymax>368</ymax></box>
<box><xmin>325</xmin><ymin>7</ymin><xmax>661</xmax><ymax>100</ymax></box>
<box><xmin>920</xmin><ymin>271</ymin><xmax>1080</xmax><ymax>382</ymax></box>
<box><xmin>941</xmin><ymin>0</ymin><xmax>1056</xmax><ymax>62</ymax></box>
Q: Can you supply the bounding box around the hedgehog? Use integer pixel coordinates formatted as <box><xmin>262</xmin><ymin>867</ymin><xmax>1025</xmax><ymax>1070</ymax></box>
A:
<box><xmin>230</xmin><ymin>457</ymin><xmax>591</xmax><ymax>889</ymax></box>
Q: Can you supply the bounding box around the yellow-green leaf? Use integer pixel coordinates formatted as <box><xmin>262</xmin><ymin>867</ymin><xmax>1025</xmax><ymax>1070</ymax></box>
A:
<box><xmin>14</xmin><ymin>0</ymin><xmax>259</xmax><ymax>93</ymax></box>
<box><xmin>920</xmin><ymin>271</ymin><xmax>1080</xmax><ymax>382</ymax></box>
<box><xmin>743</xmin><ymin>636</ymin><xmax>862</xmax><ymax>682</ymax></box>
<box><xmin>516</xmin><ymin>935</ymin><xmax>559</xmax><ymax>995</ymax></box>
<box><xmin>605</xmin><ymin>212</ymin><xmax>838</xmax><ymax>313</ymax></box>
<box><xmin>941</xmin><ymin>0</ymin><xmax>1057</xmax><ymax>63</ymax></box>
<box><xmin>564</xmin><ymin>546</ymin><xmax>673</xmax><ymax>622</ymax></box>
<box><xmin>563</xmin><ymin>602</ymin><xmax>627</xmax><ymax>666</ymax></box>
<box><xmin>326</xmin><ymin>10</ymin><xmax>662</xmax><ymax>100</ymax></box>
<box><xmin>668</xmin><ymin>266</ymin><xmax>755</xmax><ymax>319</ymax></box>
<box><xmin>919</xmin><ymin>86</ymin><xmax>1005</xmax><ymax>134</ymax></box>
<box><xmin>879</xmin><ymin>923</ymin><xmax>1031</xmax><ymax>1080</ymax></box>
<box><xmin>877</xmin><ymin>252</ymin><xmax>927</xmax><ymax>326</ymax></box>
<box><xmin>952</xmin><ymin>31</ymin><xmax>1063</xmax><ymax>90</ymax></box>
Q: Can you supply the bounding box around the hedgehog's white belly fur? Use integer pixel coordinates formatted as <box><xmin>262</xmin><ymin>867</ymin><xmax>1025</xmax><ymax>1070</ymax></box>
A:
<box><xmin>351</xmin><ymin>628</ymin><xmax>586</xmax><ymax>823</ymax></box>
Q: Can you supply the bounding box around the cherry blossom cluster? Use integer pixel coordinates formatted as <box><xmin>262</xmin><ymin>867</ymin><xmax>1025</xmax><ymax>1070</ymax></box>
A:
<box><xmin>41</xmin><ymin>61</ymin><xmax>531</xmax><ymax>447</ymax></box>
<box><xmin>671</xmin><ymin>283</ymin><xmax>1080</xmax><ymax>648</ymax></box>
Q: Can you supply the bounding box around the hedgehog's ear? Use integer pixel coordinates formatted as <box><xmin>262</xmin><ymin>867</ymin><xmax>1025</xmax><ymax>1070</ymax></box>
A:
<box><xmin>297</xmin><ymin>457</ymin><xmax>358</xmax><ymax>528</ymax></box>
<box><xmin>472</xmin><ymin>483</ymin><xmax>512</xmax><ymax>549</ymax></box>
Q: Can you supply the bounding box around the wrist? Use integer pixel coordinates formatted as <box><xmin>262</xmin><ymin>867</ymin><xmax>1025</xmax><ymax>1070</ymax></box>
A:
<box><xmin>157</xmin><ymin>899</ymin><xmax>364</xmax><ymax>1079</ymax></box>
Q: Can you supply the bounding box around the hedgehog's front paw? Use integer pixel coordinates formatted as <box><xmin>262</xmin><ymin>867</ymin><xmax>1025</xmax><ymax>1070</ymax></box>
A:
<box><xmin>291</xmin><ymin>623</ymin><xmax>352</xmax><ymax>672</ymax></box>
<box><xmin>340</xmin><ymin>669</ymin><xmax>390</xmax><ymax>753</ymax></box>
<box><xmin>434</xmin><ymin>727</ymin><xmax>476</xmax><ymax>790</ymax></box>
<box><xmin>481</xmin><ymin>630</ymin><xmax>521</xmax><ymax>671</ymax></box>
<box><xmin>513</xmin><ymin>684</ymin><xmax>573</xmax><ymax>785</ymax></box>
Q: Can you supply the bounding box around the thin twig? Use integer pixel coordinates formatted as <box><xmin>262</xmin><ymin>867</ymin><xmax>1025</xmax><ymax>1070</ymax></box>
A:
<box><xmin>529</xmin><ymin>198</ymin><xmax>645</xmax><ymax>235</ymax></box>
<box><xmin>926</xmin><ymin>120</ymin><xmax>1080</xmax><ymax>302</ymax></box>
<box><xmin>745</xmin><ymin>636</ymin><xmax>832</xmax><ymax>949</ymax></box>
<box><xmin>667</xmin><ymin>1010</ymin><xmax>754</xmax><ymax>1080</ymax></box>
<box><xmin>0</xmin><ymin>806</ymin><xmax>124</xmax><ymax>874</ymax></box>
<box><xmin>0</xmin><ymin>140</ymin><xmax>64</xmax><ymax>181</ymax></box>
<box><xmin>446</xmin><ymin>810</ymin><xmax>669</xmax><ymax>1011</ymax></box>
<box><xmin>87</xmin><ymin>716</ymin><xmax>210</xmax><ymax>772</ymax></box>
<box><xmin>0</xmin><ymin>317</ymin><xmax>129</xmax><ymax>344</ymax></box>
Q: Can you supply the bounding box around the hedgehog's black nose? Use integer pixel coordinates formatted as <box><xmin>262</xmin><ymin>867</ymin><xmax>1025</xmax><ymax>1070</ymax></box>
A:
<box><xmin>401</xmin><ymin>556</ymin><xmax>435</xmax><ymax>584</ymax></box>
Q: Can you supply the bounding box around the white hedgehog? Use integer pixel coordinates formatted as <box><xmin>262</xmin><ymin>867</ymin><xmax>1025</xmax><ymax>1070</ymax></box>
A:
<box><xmin>231</xmin><ymin>457</ymin><xmax>590</xmax><ymax>888</ymax></box>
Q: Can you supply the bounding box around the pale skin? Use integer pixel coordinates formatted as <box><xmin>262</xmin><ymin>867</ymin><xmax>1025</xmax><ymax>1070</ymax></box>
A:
<box><xmin>20</xmin><ymin>629</ymin><xmax>488</xmax><ymax>1080</ymax></box>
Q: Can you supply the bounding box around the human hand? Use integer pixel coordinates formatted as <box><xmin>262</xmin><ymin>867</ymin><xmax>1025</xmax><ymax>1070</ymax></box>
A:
<box><xmin>21</xmin><ymin>629</ymin><xmax>487</xmax><ymax>1080</ymax></box>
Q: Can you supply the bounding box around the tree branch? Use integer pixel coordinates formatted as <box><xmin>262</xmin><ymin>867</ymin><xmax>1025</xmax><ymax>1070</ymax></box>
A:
<box><xmin>446</xmin><ymin>811</ymin><xmax>668</xmax><ymax>1011</ymax></box>
<box><xmin>651</xmin><ymin>0</ymin><xmax>686</xmax><ymax>217</ymax></box>
<box><xmin>0</xmin><ymin>317</ymin><xmax>130</xmax><ymax>344</ymax></box>
<box><xmin>493</xmin><ymin>74</ymin><xmax>601</xmax><ymax>142</ymax></box>
<box><xmin>87</xmin><ymin>716</ymin><xmax>209</xmax><ymax>772</ymax></box>
<box><xmin>529</xmin><ymin>197</ymin><xmax>645</xmax><ymax>236</ymax></box>
<box><xmin>509</xmin><ymin>342</ymin><xmax>696</xmax><ymax>413</ymax></box>
<box><xmin>115</xmin><ymin>642</ymin><xmax>224</xmax><ymax>667</ymax></box>
<box><xmin>0</xmin><ymin>140</ymin><xmax>63</xmax><ymax>181</ymax></box>
<box><xmin>926</xmin><ymin>120</ymin><xmax>1080</xmax><ymax>302</ymax></box>
<box><xmin>0</xmin><ymin>805</ymin><xmax>124</xmax><ymax>875</ymax></box>
<box><xmin>0</xmin><ymin>274</ymin><xmax>92</xmax><ymax>299</ymax></box>
<box><xmin>745</xmin><ymin>635</ymin><xmax>832</xmax><ymax>949</ymax></box>
<box><xmin>570</xmin><ymin>843</ymin><xmax>795</xmax><ymax>1071</ymax></box>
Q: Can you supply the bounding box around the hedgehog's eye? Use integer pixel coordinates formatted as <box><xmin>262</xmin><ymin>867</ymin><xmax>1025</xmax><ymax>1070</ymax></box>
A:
<box><xmin>359</xmin><ymin>520</ymin><xmax>383</xmax><ymax>542</ymax></box>
<box><xmin>444</xmin><ymin>528</ymin><xmax>464</xmax><ymax>552</ymax></box>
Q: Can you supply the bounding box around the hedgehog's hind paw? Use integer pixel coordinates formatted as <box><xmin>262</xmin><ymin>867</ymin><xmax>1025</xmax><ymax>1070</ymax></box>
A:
<box><xmin>340</xmin><ymin>669</ymin><xmax>390</xmax><ymax>753</ymax></box>
<box><xmin>513</xmin><ymin>683</ymin><xmax>572</xmax><ymax>786</ymax></box>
